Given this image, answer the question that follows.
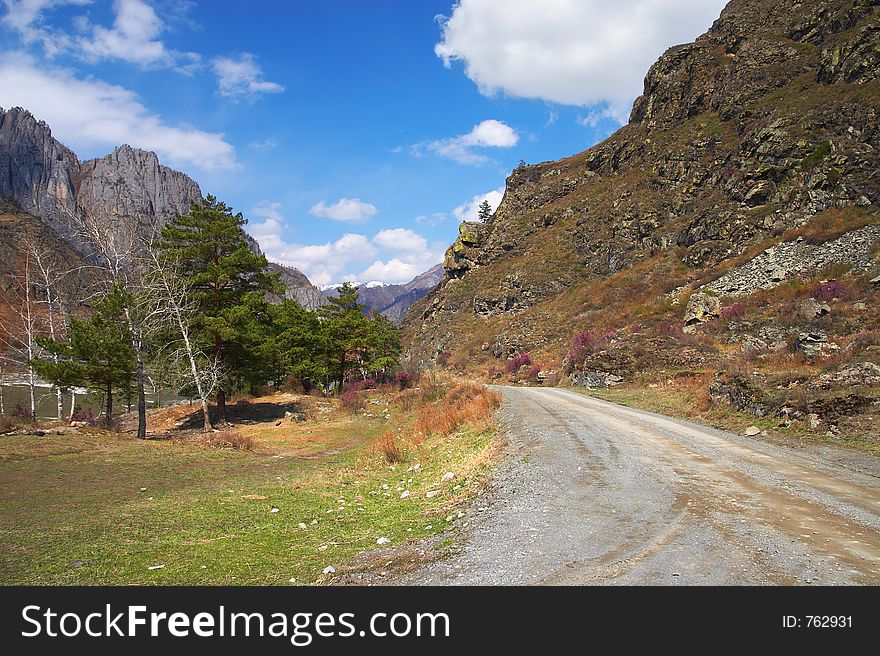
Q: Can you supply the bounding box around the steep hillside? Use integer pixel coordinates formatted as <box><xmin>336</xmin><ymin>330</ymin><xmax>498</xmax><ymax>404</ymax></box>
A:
<box><xmin>404</xmin><ymin>0</ymin><xmax>880</xmax><ymax>445</ymax></box>
<box><xmin>267</xmin><ymin>262</ymin><xmax>327</xmax><ymax>311</ymax></box>
<box><xmin>407</xmin><ymin>0</ymin><xmax>878</xmax><ymax>360</ymax></box>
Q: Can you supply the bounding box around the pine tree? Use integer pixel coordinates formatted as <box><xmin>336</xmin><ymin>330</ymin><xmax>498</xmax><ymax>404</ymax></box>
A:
<box><xmin>477</xmin><ymin>199</ymin><xmax>493</xmax><ymax>221</ymax></box>
<box><xmin>159</xmin><ymin>195</ymin><xmax>280</xmax><ymax>421</ymax></box>
<box><xmin>318</xmin><ymin>282</ymin><xmax>370</xmax><ymax>392</ymax></box>
<box><xmin>266</xmin><ymin>299</ymin><xmax>326</xmax><ymax>393</ymax></box>
<box><xmin>364</xmin><ymin>312</ymin><xmax>401</xmax><ymax>381</ymax></box>
<box><xmin>33</xmin><ymin>286</ymin><xmax>135</xmax><ymax>427</ymax></box>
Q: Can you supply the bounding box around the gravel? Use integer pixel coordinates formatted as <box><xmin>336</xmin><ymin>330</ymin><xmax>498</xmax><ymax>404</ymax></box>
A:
<box><xmin>390</xmin><ymin>386</ymin><xmax>880</xmax><ymax>585</ymax></box>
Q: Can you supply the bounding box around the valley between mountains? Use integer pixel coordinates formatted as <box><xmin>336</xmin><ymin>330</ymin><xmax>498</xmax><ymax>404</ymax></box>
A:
<box><xmin>1</xmin><ymin>0</ymin><xmax>879</xmax><ymax>587</ymax></box>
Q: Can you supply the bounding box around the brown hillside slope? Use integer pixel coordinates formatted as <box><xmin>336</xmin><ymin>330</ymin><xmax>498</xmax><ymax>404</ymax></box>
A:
<box><xmin>404</xmin><ymin>0</ymin><xmax>880</xmax><ymax>367</ymax></box>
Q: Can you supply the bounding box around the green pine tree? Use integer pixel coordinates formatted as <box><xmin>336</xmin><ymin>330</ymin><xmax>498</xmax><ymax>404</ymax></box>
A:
<box><xmin>159</xmin><ymin>195</ymin><xmax>280</xmax><ymax>420</ymax></box>
<box><xmin>477</xmin><ymin>199</ymin><xmax>493</xmax><ymax>221</ymax></box>
<box><xmin>364</xmin><ymin>312</ymin><xmax>402</xmax><ymax>381</ymax></box>
<box><xmin>266</xmin><ymin>299</ymin><xmax>327</xmax><ymax>393</ymax></box>
<box><xmin>318</xmin><ymin>282</ymin><xmax>370</xmax><ymax>392</ymax></box>
<box><xmin>33</xmin><ymin>286</ymin><xmax>135</xmax><ymax>427</ymax></box>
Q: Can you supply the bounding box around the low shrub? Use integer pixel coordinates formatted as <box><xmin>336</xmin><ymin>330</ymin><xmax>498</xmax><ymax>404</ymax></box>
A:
<box><xmin>721</xmin><ymin>303</ymin><xmax>746</xmax><ymax>319</ymax></box>
<box><xmin>11</xmin><ymin>402</ymin><xmax>30</xmax><ymax>418</ymax></box>
<box><xmin>203</xmin><ymin>431</ymin><xmax>254</xmax><ymax>451</ymax></box>
<box><xmin>70</xmin><ymin>408</ymin><xmax>95</xmax><ymax>424</ymax></box>
<box><xmin>375</xmin><ymin>431</ymin><xmax>401</xmax><ymax>463</ymax></box>
<box><xmin>339</xmin><ymin>389</ymin><xmax>364</xmax><ymax>413</ymax></box>
<box><xmin>395</xmin><ymin>371</ymin><xmax>416</xmax><ymax>390</ymax></box>
<box><xmin>810</xmin><ymin>280</ymin><xmax>846</xmax><ymax>302</ymax></box>
<box><xmin>506</xmin><ymin>353</ymin><xmax>533</xmax><ymax>373</ymax></box>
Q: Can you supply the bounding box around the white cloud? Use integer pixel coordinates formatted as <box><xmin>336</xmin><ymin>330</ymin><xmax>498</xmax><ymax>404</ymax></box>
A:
<box><xmin>0</xmin><ymin>51</ymin><xmax>237</xmax><ymax>170</ymax></box>
<box><xmin>373</xmin><ymin>228</ymin><xmax>428</xmax><ymax>253</ymax></box>
<box><xmin>453</xmin><ymin>187</ymin><xmax>504</xmax><ymax>222</ymax></box>
<box><xmin>309</xmin><ymin>198</ymin><xmax>378</xmax><ymax>223</ymax></box>
<box><xmin>78</xmin><ymin>0</ymin><xmax>181</xmax><ymax>67</ymax></box>
<box><xmin>435</xmin><ymin>0</ymin><xmax>727</xmax><ymax>122</ymax></box>
<box><xmin>212</xmin><ymin>52</ymin><xmax>284</xmax><ymax>99</ymax></box>
<box><xmin>248</xmin><ymin>137</ymin><xmax>278</xmax><ymax>151</ymax></box>
<box><xmin>415</xmin><ymin>212</ymin><xmax>446</xmax><ymax>227</ymax></box>
<box><xmin>417</xmin><ymin>119</ymin><xmax>518</xmax><ymax>165</ymax></box>
<box><xmin>358</xmin><ymin>258</ymin><xmax>426</xmax><ymax>285</ymax></box>
<box><xmin>1</xmin><ymin>0</ymin><xmax>91</xmax><ymax>56</ymax></box>
<box><xmin>248</xmin><ymin>211</ymin><xmax>442</xmax><ymax>286</ymax></box>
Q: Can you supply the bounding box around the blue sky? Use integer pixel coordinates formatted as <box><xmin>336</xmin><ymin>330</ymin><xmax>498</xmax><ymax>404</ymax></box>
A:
<box><xmin>0</xmin><ymin>0</ymin><xmax>727</xmax><ymax>285</ymax></box>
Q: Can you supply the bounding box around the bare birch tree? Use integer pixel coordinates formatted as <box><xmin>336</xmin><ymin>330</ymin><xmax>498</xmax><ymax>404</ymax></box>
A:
<box><xmin>142</xmin><ymin>246</ymin><xmax>219</xmax><ymax>433</ymax></box>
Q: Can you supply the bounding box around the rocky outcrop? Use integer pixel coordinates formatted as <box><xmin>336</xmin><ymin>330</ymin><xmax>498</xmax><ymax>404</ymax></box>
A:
<box><xmin>684</xmin><ymin>292</ymin><xmax>722</xmax><ymax>325</ymax></box>
<box><xmin>704</xmin><ymin>224</ymin><xmax>880</xmax><ymax>297</ymax></box>
<box><xmin>0</xmin><ymin>107</ymin><xmax>80</xmax><ymax>242</ymax></box>
<box><xmin>709</xmin><ymin>371</ymin><xmax>770</xmax><ymax>416</ymax></box>
<box><xmin>76</xmin><ymin>145</ymin><xmax>202</xmax><ymax>245</ymax></box>
<box><xmin>0</xmin><ymin>106</ymin><xmax>322</xmax><ymax>306</ymax></box>
<box><xmin>267</xmin><ymin>262</ymin><xmax>327</xmax><ymax>311</ymax></box>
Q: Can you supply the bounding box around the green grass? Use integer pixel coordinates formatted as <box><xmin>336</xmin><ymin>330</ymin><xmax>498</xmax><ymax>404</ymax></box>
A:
<box><xmin>0</xmin><ymin>402</ymin><xmax>497</xmax><ymax>585</ymax></box>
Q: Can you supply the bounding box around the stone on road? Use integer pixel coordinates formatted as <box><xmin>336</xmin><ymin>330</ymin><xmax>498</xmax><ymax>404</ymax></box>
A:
<box><xmin>394</xmin><ymin>387</ymin><xmax>880</xmax><ymax>585</ymax></box>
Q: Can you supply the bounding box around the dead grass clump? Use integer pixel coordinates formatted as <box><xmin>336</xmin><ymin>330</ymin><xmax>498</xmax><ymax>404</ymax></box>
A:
<box><xmin>375</xmin><ymin>431</ymin><xmax>401</xmax><ymax>463</ymax></box>
<box><xmin>782</xmin><ymin>208</ymin><xmax>876</xmax><ymax>245</ymax></box>
<box><xmin>412</xmin><ymin>383</ymin><xmax>502</xmax><ymax>441</ymax></box>
<box><xmin>0</xmin><ymin>415</ymin><xmax>18</xmax><ymax>432</ymax></box>
<box><xmin>202</xmin><ymin>431</ymin><xmax>254</xmax><ymax>451</ymax></box>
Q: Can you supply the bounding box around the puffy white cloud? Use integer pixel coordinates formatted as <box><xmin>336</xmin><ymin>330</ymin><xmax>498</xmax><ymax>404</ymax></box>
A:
<box><xmin>358</xmin><ymin>258</ymin><xmax>426</xmax><ymax>285</ymax></box>
<box><xmin>373</xmin><ymin>228</ymin><xmax>428</xmax><ymax>253</ymax></box>
<box><xmin>79</xmin><ymin>0</ymin><xmax>175</xmax><ymax>66</ymax></box>
<box><xmin>212</xmin><ymin>52</ymin><xmax>284</xmax><ymax>99</ymax></box>
<box><xmin>453</xmin><ymin>187</ymin><xmax>504</xmax><ymax>222</ymax></box>
<box><xmin>249</xmin><ymin>210</ymin><xmax>442</xmax><ymax>286</ymax></box>
<box><xmin>309</xmin><ymin>198</ymin><xmax>378</xmax><ymax>223</ymax></box>
<box><xmin>0</xmin><ymin>51</ymin><xmax>237</xmax><ymax>170</ymax></box>
<box><xmin>415</xmin><ymin>212</ymin><xmax>446</xmax><ymax>227</ymax></box>
<box><xmin>1</xmin><ymin>0</ymin><xmax>91</xmax><ymax>56</ymax></box>
<box><xmin>435</xmin><ymin>0</ymin><xmax>727</xmax><ymax>122</ymax></box>
<box><xmin>417</xmin><ymin>119</ymin><xmax>519</xmax><ymax>165</ymax></box>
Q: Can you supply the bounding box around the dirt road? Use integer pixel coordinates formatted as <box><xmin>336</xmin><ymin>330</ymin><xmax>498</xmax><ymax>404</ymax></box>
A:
<box><xmin>397</xmin><ymin>386</ymin><xmax>880</xmax><ymax>585</ymax></box>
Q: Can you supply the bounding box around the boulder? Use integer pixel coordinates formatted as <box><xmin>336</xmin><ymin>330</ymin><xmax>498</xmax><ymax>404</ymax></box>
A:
<box><xmin>795</xmin><ymin>331</ymin><xmax>839</xmax><ymax>359</ymax></box>
<box><xmin>683</xmin><ymin>292</ymin><xmax>722</xmax><ymax>325</ymax></box>
<box><xmin>815</xmin><ymin>362</ymin><xmax>880</xmax><ymax>389</ymax></box>
<box><xmin>571</xmin><ymin>370</ymin><xmax>623</xmax><ymax>388</ymax></box>
<box><xmin>709</xmin><ymin>371</ymin><xmax>768</xmax><ymax>416</ymax></box>
<box><xmin>798</xmin><ymin>298</ymin><xmax>831</xmax><ymax>319</ymax></box>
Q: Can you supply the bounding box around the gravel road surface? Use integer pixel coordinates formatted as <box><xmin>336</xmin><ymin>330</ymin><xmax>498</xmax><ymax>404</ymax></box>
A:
<box><xmin>395</xmin><ymin>386</ymin><xmax>880</xmax><ymax>585</ymax></box>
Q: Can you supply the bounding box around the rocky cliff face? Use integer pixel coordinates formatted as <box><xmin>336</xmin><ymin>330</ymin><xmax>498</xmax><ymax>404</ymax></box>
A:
<box><xmin>0</xmin><ymin>107</ymin><xmax>81</xmax><ymax>243</ymax></box>
<box><xmin>0</xmin><ymin>107</ymin><xmax>202</xmax><ymax>251</ymax></box>
<box><xmin>77</xmin><ymin>144</ymin><xmax>202</xmax><ymax>245</ymax></box>
<box><xmin>267</xmin><ymin>262</ymin><xmax>327</xmax><ymax>311</ymax></box>
<box><xmin>407</xmin><ymin>0</ymin><xmax>880</xmax><ymax>365</ymax></box>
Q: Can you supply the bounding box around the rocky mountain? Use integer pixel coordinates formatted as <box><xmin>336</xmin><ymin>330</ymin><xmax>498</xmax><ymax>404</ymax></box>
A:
<box><xmin>323</xmin><ymin>264</ymin><xmax>445</xmax><ymax>323</ymax></box>
<box><xmin>268</xmin><ymin>262</ymin><xmax>327</xmax><ymax>311</ymax></box>
<box><xmin>0</xmin><ymin>106</ymin><xmax>322</xmax><ymax>305</ymax></box>
<box><xmin>0</xmin><ymin>107</ymin><xmax>200</xmax><ymax>250</ymax></box>
<box><xmin>406</xmin><ymin>0</ymin><xmax>879</xmax><ymax>364</ymax></box>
